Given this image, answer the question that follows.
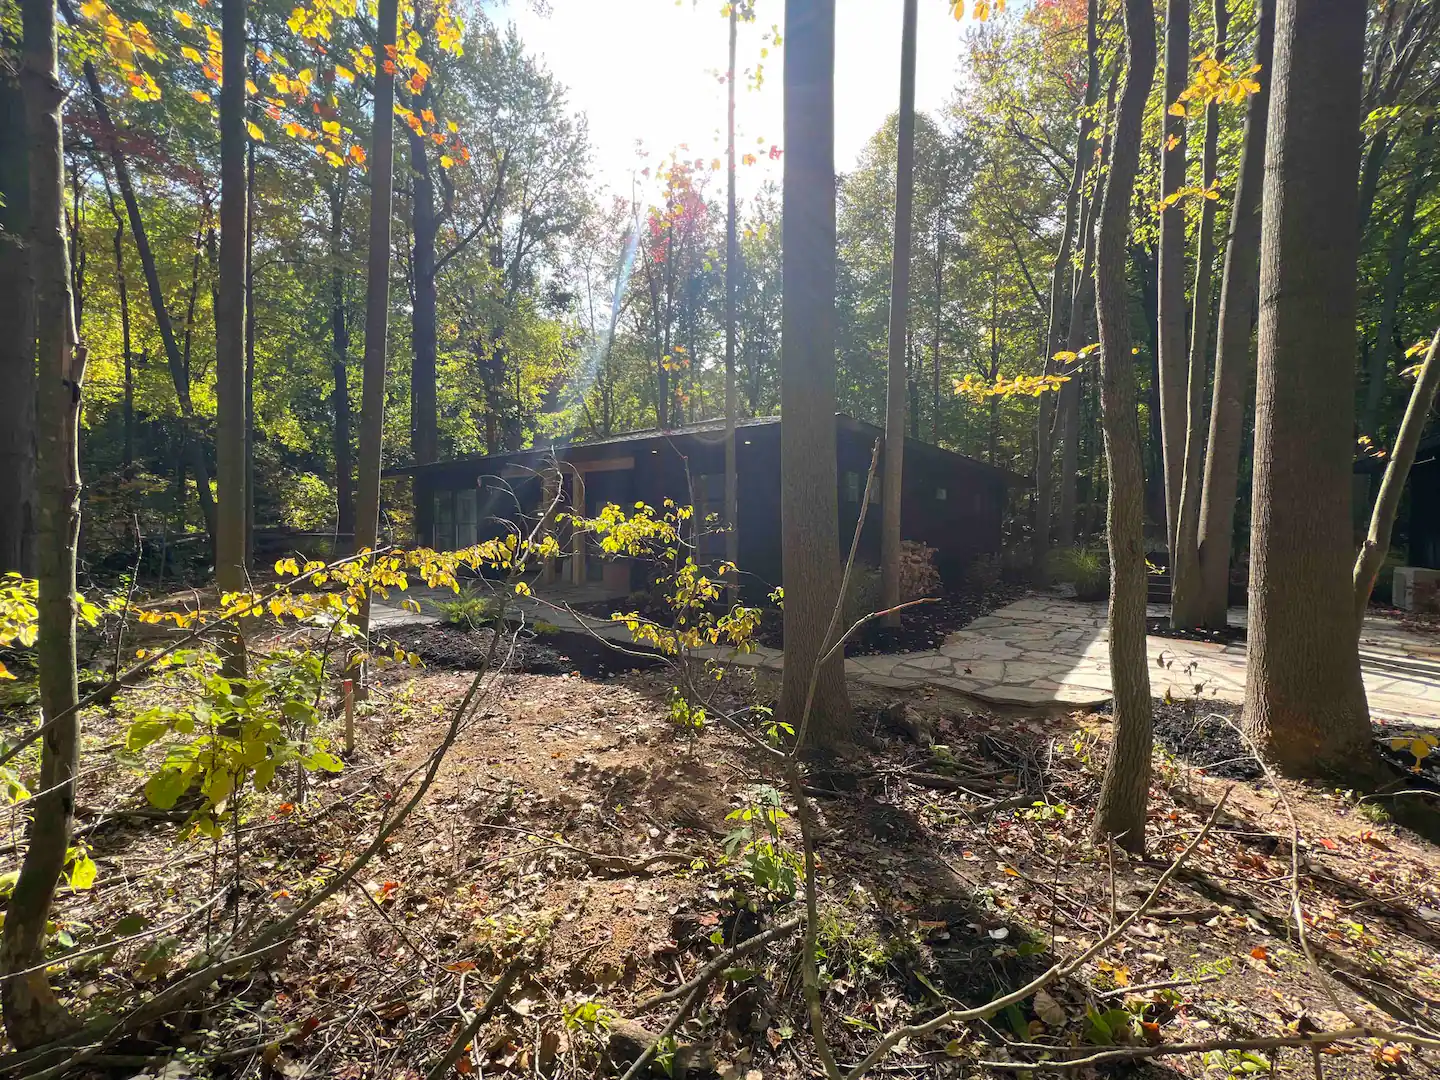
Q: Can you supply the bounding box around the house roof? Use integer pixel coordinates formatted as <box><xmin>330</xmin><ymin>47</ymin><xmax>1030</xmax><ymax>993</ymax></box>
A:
<box><xmin>384</xmin><ymin>413</ymin><xmax>1027</xmax><ymax>486</ymax></box>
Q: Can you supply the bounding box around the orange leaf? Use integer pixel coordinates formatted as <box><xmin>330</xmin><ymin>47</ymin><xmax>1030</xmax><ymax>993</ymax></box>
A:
<box><xmin>1250</xmin><ymin>946</ymin><xmax>1268</xmax><ymax>961</ymax></box>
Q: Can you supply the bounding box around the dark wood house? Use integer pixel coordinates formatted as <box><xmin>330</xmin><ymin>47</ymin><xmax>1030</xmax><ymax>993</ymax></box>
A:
<box><xmin>385</xmin><ymin>414</ymin><xmax>1022</xmax><ymax>595</ymax></box>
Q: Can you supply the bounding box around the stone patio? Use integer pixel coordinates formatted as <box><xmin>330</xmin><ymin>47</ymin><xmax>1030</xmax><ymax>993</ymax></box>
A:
<box><xmin>372</xmin><ymin>588</ymin><xmax>1440</xmax><ymax>730</ymax></box>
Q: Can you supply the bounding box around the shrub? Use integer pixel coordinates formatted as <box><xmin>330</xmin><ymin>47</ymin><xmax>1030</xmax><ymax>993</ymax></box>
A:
<box><xmin>280</xmin><ymin>471</ymin><xmax>336</xmax><ymax>532</ymax></box>
<box><xmin>965</xmin><ymin>552</ymin><xmax>1003</xmax><ymax>595</ymax></box>
<box><xmin>1045</xmin><ymin>545</ymin><xmax>1109</xmax><ymax>601</ymax></box>
<box><xmin>433</xmin><ymin>584</ymin><xmax>504</xmax><ymax>628</ymax></box>
<box><xmin>899</xmin><ymin>540</ymin><xmax>942</xmax><ymax>602</ymax></box>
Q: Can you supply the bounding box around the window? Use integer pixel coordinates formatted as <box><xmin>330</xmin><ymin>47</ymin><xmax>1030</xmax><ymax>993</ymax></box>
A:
<box><xmin>936</xmin><ymin>487</ymin><xmax>947</xmax><ymax>501</ymax></box>
<box><xmin>456</xmin><ymin>488</ymin><xmax>478</xmax><ymax>548</ymax></box>
<box><xmin>844</xmin><ymin>471</ymin><xmax>860</xmax><ymax>502</ymax></box>
<box><xmin>433</xmin><ymin>492</ymin><xmax>455</xmax><ymax>551</ymax></box>
<box><xmin>696</xmin><ymin>473</ymin><xmax>727</xmax><ymax>558</ymax></box>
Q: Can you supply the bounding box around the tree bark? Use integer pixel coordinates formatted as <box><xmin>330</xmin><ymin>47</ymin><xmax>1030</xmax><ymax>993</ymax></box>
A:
<box><xmin>1036</xmin><ymin>0</ymin><xmax>1098</xmax><ymax>566</ymax></box>
<box><xmin>1195</xmin><ymin>0</ymin><xmax>1273</xmax><ymax>629</ymax></box>
<box><xmin>329</xmin><ymin>177</ymin><xmax>354</xmax><ymax>544</ymax></box>
<box><xmin>354</xmin><ymin>0</ymin><xmax>400</xmax><ymax>646</ymax></box>
<box><xmin>408</xmin><ymin>105</ymin><xmax>438</xmax><ymax>546</ymax></box>
<box><xmin>1090</xmin><ymin>0</ymin><xmax>1156</xmax><ymax>857</ymax></box>
<box><xmin>779</xmin><ymin>0</ymin><xmax>851</xmax><ymax>745</ymax></box>
<box><xmin>724</xmin><ymin>3</ymin><xmax>739</xmax><ymax>600</ymax></box>
<box><xmin>881</xmin><ymin>0</ymin><xmax>917</xmax><ymax>628</ymax></box>
<box><xmin>244</xmin><ymin>127</ymin><xmax>256</xmax><ymax>566</ymax></box>
<box><xmin>0</xmin><ymin>60</ymin><xmax>37</xmax><ymax>576</ymax></box>
<box><xmin>1</xmin><ymin>0</ymin><xmax>86</xmax><ymax>1045</ymax></box>
<box><xmin>930</xmin><ymin>167</ymin><xmax>945</xmax><ymax>445</ymax></box>
<box><xmin>1156</xmin><ymin>0</ymin><xmax>1190</xmax><ymax>562</ymax></box>
<box><xmin>1360</xmin><ymin>117</ymin><xmax>1435</xmax><ymax>439</ymax></box>
<box><xmin>1170</xmin><ymin>0</ymin><xmax>1228</xmax><ymax>629</ymax></box>
<box><xmin>1243</xmin><ymin>0</ymin><xmax>1373</xmax><ymax>780</ymax></box>
<box><xmin>79</xmin><ymin>59</ymin><xmax>216</xmax><ymax>543</ymax></box>
<box><xmin>216</xmin><ymin>0</ymin><xmax>249</xmax><ymax>675</ymax></box>
<box><xmin>1354</xmin><ymin>327</ymin><xmax>1440</xmax><ymax>626</ymax></box>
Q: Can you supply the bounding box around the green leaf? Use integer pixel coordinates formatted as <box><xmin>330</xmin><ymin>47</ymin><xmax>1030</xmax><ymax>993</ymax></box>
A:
<box><xmin>68</xmin><ymin>854</ymin><xmax>98</xmax><ymax>890</ymax></box>
<box><xmin>144</xmin><ymin>769</ymin><xmax>191</xmax><ymax>810</ymax></box>
<box><xmin>303</xmin><ymin>749</ymin><xmax>343</xmax><ymax>773</ymax></box>
<box><xmin>127</xmin><ymin>717</ymin><xmax>171</xmax><ymax>751</ymax></box>
<box><xmin>251</xmin><ymin>758</ymin><xmax>277</xmax><ymax>790</ymax></box>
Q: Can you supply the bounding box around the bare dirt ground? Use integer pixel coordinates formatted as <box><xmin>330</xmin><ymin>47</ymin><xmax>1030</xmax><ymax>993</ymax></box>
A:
<box><xmin>6</xmin><ymin>623</ymin><xmax>1440</xmax><ymax>1079</ymax></box>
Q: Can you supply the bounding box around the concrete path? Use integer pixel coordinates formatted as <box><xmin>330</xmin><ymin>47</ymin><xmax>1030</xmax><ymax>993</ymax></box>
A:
<box><xmin>371</xmin><ymin>589</ymin><xmax>1440</xmax><ymax>729</ymax></box>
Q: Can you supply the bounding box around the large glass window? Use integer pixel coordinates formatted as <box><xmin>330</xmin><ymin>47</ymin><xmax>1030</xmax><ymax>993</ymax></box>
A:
<box><xmin>433</xmin><ymin>491</ymin><xmax>455</xmax><ymax>551</ymax></box>
<box><xmin>456</xmin><ymin>487</ymin><xmax>478</xmax><ymax>549</ymax></box>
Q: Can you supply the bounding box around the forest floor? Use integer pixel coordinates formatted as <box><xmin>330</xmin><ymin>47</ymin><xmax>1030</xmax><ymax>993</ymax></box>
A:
<box><xmin>8</xmin><ymin>617</ymin><xmax>1440</xmax><ymax>1080</ymax></box>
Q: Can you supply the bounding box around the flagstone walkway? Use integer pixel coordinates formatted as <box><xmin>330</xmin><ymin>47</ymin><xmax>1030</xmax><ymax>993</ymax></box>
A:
<box><xmin>372</xmin><ymin>590</ymin><xmax>1440</xmax><ymax>730</ymax></box>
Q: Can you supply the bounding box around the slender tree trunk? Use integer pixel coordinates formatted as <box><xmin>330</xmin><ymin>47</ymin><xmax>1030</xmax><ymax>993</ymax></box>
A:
<box><xmin>215</xmin><ymin>0</ymin><xmax>249</xmax><ymax>676</ymax></box>
<box><xmin>1090</xmin><ymin>0</ymin><xmax>1156</xmax><ymax>857</ymax></box>
<box><xmin>354</xmin><ymin>0</ymin><xmax>400</xmax><ymax>647</ymax></box>
<box><xmin>931</xmin><ymin>175</ymin><xmax>945</xmax><ymax>445</ymax></box>
<box><xmin>409</xmin><ymin>120</ymin><xmax>438</xmax><ymax>544</ymax></box>
<box><xmin>724</xmin><ymin>3</ymin><xmax>739</xmax><ymax>599</ymax></box>
<box><xmin>1195</xmin><ymin>0</ymin><xmax>1273</xmax><ymax>628</ymax></box>
<box><xmin>1</xmin><ymin>0</ymin><xmax>87</xmax><ymax>1044</ymax></box>
<box><xmin>0</xmin><ymin>60</ymin><xmax>37</xmax><ymax>576</ymax></box>
<box><xmin>779</xmin><ymin>0</ymin><xmax>851</xmax><ymax>744</ymax></box>
<box><xmin>881</xmin><ymin>0</ymin><xmax>917</xmax><ymax>628</ymax></box>
<box><xmin>1156</xmin><ymin>0</ymin><xmax>1190</xmax><ymax>562</ymax></box>
<box><xmin>1036</xmin><ymin>0</ymin><xmax>1099</xmax><ymax>565</ymax></box>
<box><xmin>329</xmin><ymin>178</ymin><xmax>354</xmax><ymax>544</ymax></box>
<box><xmin>1171</xmin><ymin>0</ymin><xmax>1228</xmax><ymax>629</ymax></box>
<box><xmin>244</xmin><ymin>129</ymin><xmax>256</xmax><ymax>566</ymax></box>
<box><xmin>1354</xmin><ymin>327</ymin><xmax>1440</xmax><ymax>626</ymax></box>
<box><xmin>1360</xmin><ymin>117</ymin><xmax>1435</xmax><ymax>438</ymax></box>
<box><xmin>109</xmin><ymin>193</ymin><xmax>133</xmax><ymax>477</ymax></box>
<box><xmin>1244</xmin><ymin>0</ymin><xmax>1373</xmax><ymax>780</ymax></box>
<box><xmin>80</xmin><ymin>60</ymin><xmax>216</xmax><ymax>543</ymax></box>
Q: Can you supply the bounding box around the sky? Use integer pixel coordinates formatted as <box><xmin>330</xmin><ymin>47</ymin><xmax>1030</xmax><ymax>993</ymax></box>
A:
<box><xmin>491</xmin><ymin>0</ymin><xmax>978</xmax><ymax>202</ymax></box>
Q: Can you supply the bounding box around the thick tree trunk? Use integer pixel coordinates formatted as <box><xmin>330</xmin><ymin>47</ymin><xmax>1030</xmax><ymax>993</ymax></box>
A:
<box><xmin>1354</xmin><ymin>328</ymin><xmax>1440</xmax><ymax>626</ymax></box>
<box><xmin>329</xmin><ymin>179</ymin><xmax>354</xmax><ymax>544</ymax></box>
<box><xmin>1090</xmin><ymin>0</ymin><xmax>1156</xmax><ymax>857</ymax></box>
<box><xmin>1195</xmin><ymin>0</ymin><xmax>1273</xmax><ymax>629</ymax></box>
<box><xmin>215</xmin><ymin>0</ymin><xmax>249</xmax><ymax>675</ymax></box>
<box><xmin>1</xmin><ymin>0</ymin><xmax>86</xmax><ymax>1045</ymax></box>
<box><xmin>1035</xmin><ymin>0</ymin><xmax>1098</xmax><ymax>566</ymax></box>
<box><xmin>724</xmin><ymin>4</ymin><xmax>739</xmax><ymax>598</ymax></box>
<box><xmin>1170</xmin><ymin>0</ymin><xmax>1228</xmax><ymax>629</ymax></box>
<box><xmin>409</xmin><ymin>121</ymin><xmax>438</xmax><ymax>544</ymax></box>
<box><xmin>1243</xmin><ymin>0</ymin><xmax>1373</xmax><ymax>779</ymax></box>
<box><xmin>80</xmin><ymin>60</ymin><xmax>216</xmax><ymax>543</ymax></box>
<box><xmin>881</xmin><ymin>0</ymin><xmax>917</xmax><ymax>628</ymax></box>
<box><xmin>779</xmin><ymin>0</ymin><xmax>851</xmax><ymax>745</ymax></box>
<box><xmin>354</xmin><ymin>0</ymin><xmax>400</xmax><ymax>645</ymax></box>
<box><xmin>1156</xmin><ymin>0</ymin><xmax>1190</xmax><ymax>562</ymax></box>
<box><xmin>0</xmin><ymin>61</ymin><xmax>37</xmax><ymax>576</ymax></box>
<box><xmin>1360</xmin><ymin>118</ymin><xmax>1435</xmax><ymax>438</ymax></box>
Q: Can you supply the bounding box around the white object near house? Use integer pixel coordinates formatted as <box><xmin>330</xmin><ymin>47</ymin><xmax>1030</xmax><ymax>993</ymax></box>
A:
<box><xmin>1392</xmin><ymin>566</ymin><xmax>1440</xmax><ymax>612</ymax></box>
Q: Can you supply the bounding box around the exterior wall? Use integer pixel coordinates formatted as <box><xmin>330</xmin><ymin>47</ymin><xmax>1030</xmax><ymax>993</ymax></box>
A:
<box><xmin>407</xmin><ymin>420</ymin><xmax>1013</xmax><ymax>592</ymax></box>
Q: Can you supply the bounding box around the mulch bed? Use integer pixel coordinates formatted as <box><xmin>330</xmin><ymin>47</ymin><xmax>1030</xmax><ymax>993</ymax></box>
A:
<box><xmin>756</xmin><ymin>584</ymin><xmax>1028</xmax><ymax>657</ymax></box>
<box><xmin>379</xmin><ymin>622</ymin><xmax>661</xmax><ymax>679</ymax></box>
<box><xmin>1146</xmin><ymin>616</ymin><xmax>1247</xmax><ymax>646</ymax></box>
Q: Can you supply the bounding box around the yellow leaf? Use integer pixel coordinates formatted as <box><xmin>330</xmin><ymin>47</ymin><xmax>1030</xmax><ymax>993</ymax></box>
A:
<box><xmin>1168</xmin><ymin>102</ymin><xmax>1186</xmax><ymax>117</ymax></box>
<box><xmin>446</xmin><ymin>119</ymin><xmax>457</xmax><ymax>133</ymax></box>
<box><xmin>246</xmin><ymin>119</ymin><xmax>265</xmax><ymax>141</ymax></box>
<box><xmin>0</xmin><ymin>660</ymin><xmax>13</xmax><ymax>680</ymax></box>
<box><xmin>181</xmin><ymin>45</ymin><xmax>202</xmax><ymax>62</ymax></box>
<box><xmin>335</xmin><ymin>64</ymin><xmax>354</xmax><ymax>82</ymax></box>
<box><xmin>79</xmin><ymin>0</ymin><xmax>106</xmax><ymax>20</ymax></box>
<box><xmin>439</xmin><ymin>154</ymin><xmax>454</xmax><ymax>168</ymax></box>
<box><xmin>190</xmin><ymin>89</ymin><xmax>210</xmax><ymax>102</ymax></box>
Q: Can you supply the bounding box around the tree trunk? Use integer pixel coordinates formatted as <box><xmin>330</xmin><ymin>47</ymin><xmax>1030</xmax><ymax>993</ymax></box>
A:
<box><xmin>1090</xmin><ymin>0</ymin><xmax>1156</xmax><ymax>857</ymax></box>
<box><xmin>408</xmin><ymin>121</ymin><xmax>438</xmax><ymax>542</ymax></box>
<box><xmin>244</xmin><ymin>128</ymin><xmax>256</xmax><ymax>566</ymax></box>
<box><xmin>1195</xmin><ymin>0</ymin><xmax>1273</xmax><ymax>629</ymax></box>
<box><xmin>881</xmin><ymin>0</ymin><xmax>917</xmax><ymax>628</ymax></box>
<box><xmin>724</xmin><ymin>3</ymin><xmax>739</xmax><ymax>599</ymax></box>
<box><xmin>108</xmin><ymin>188</ymin><xmax>133</xmax><ymax>477</ymax></box>
<box><xmin>1170</xmin><ymin>0</ymin><xmax>1228</xmax><ymax>629</ymax></box>
<box><xmin>354</xmin><ymin>0</ymin><xmax>400</xmax><ymax>645</ymax></box>
<box><xmin>1243</xmin><ymin>0</ymin><xmax>1373</xmax><ymax>780</ymax></box>
<box><xmin>1036</xmin><ymin>0</ymin><xmax>1099</xmax><ymax>565</ymax></box>
<box><xmin>1156</xmin><ymin>0</ymin><xmax>1190</xmax><ymax>561</ymax></box>
<box><xmin>329</xmin><ymin>178</ymin><xmax>354</xmax><ymax>544</ymax></box>
<box><xmin>1</xmin><ymin>0</ymin><xmax>86</xmax><ymax>1044</ymax></box>
<box><xmin>1354</xmin><ymin>327</ymin><xmax>1440</xmax><ymax>626</ymax></box>
<box><xmin>80</xmin><ymin>60</ymin><xmax>216</xmax><ymax>543</ymax></box>
<box><xmin>779</xmin><ymin>0</ymin><xmax>851</xmax><ymax>745</ymax></box>
<box><xmin>930</xmin><ymin>172</ymin><xmax>945</xmax><ymax>445</ymax></box>
<box><xmin>1360</xmin><ymin>117</ymin><xmax>1435</xmax><ymax>438</ymax></box>
<box><xmin>0</xmin><ymin>60</ymin><xmax>37</xmax><ymax>576</ymax></box>
<box><xmin>215</xmin><ymin>0</ymin><xmax>248</xmax><ymax>675</ymax></box>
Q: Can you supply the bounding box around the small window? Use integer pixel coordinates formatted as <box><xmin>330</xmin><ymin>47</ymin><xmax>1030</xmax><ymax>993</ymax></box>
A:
<box><xmin>844</xmin><ymin>471</ymin><xmax>860</xmax><ymax>502</ymax></box>
<box><xmin>936</xmin><ymin>487</ymin><xmax>947</xmax><ymax>502</ymax></box>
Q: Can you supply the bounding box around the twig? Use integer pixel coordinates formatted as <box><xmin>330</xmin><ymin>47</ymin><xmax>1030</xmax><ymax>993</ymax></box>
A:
<box><xmin>1095</xmin><ymin>972</ymin><xmax>1222</xmax><ymax>998</ymax></box>
<box><xmin>839</xmin><ymin>789</ymin><xmax>1234</xmax><ymax>1079</ymax></box>
<box><xmin>423</xmin><ymin>954</ymin><xmax>527</xmax><ymax>1080</ymax></box>
<box><xmin>635</xmin><ymin>915</ymin><xmax>804</xmax><ymax>1012</ymax></box>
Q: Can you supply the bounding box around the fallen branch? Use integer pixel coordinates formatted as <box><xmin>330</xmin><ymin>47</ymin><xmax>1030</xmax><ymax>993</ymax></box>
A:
<box><xmin>979</xmin><ymin>1027</ymin><xmax>1390</xmax><ymax>1071</ymax></box>
<box><xmin>423</xmin><ymin>954</ymin><xmax>527</xmax><ymax>1080</ymax></box>
<box><xmin>635</xmin><ymin>915</ymin><xmax>804</xmax><ymax>1013</ymax></box>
